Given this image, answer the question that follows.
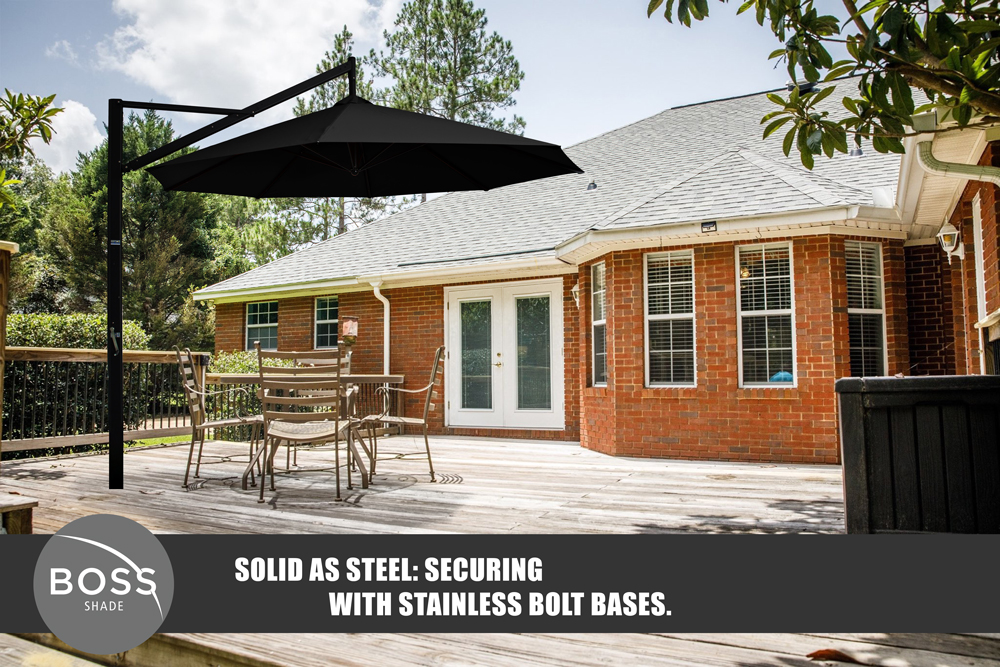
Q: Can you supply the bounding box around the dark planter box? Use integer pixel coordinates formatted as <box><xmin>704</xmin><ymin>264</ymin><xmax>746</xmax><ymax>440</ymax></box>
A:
<box><xmin>836</xmin><ymin>375</ymin><xmax>1000</xmax><ymax>533</ymax></box>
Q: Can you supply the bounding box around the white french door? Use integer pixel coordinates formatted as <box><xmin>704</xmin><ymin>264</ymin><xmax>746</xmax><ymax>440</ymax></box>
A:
<box><xmin>445</xmin><ymin>279</ymin><xmax>564</xmax><ymax>430</ymax></box>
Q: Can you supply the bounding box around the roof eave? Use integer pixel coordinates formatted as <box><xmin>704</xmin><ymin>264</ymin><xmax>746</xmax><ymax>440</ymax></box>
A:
<box><xmin>554</xmin><ymin>205</ymin><xmax>905</xmax><ymax>264</ymax></box>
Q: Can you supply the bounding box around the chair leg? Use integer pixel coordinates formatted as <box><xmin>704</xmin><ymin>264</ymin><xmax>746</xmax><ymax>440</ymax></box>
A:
<box><xmin>334</xmin><ymin>433</ymin><xmax>342</xmax><ymax>501</ymax></box>
<box><xmin>368</xmin><ymin>423</ymin><xmax>378</xmax><ymax>476</ymax></box>
<box><xmin>182</xmin><ymin>428</ymin><xmax>198</xmax><ymax>489</ymax></box>
<box><xmin>346</xmin><ymin>429</ymin><xmax>353</xmax><ymax>490</ymax></box>
<box><xmin>423</xmin><ymin>424</ymin><xmax>435</xmax><ymax>482</ymax></box>
<box><xmin>194</xmin><ymin>431</ymin><xmax>207</xmax><ymax>479</ymax></box>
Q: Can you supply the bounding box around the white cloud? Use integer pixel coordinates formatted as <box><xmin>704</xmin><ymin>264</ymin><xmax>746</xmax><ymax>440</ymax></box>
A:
<box><xmin>97</xmin><ymin>0</ymin><xmax>401</xmax><ymax>130</ymax></box>
<box><xmin>32</xmin><ymin>100</ymin><xmax>104</xmax><ymax>175</ymax></box>
<box><xmin>45</xmin><ymin>39</ymin><xmax>80</xmax><ymax>66</ymax></box>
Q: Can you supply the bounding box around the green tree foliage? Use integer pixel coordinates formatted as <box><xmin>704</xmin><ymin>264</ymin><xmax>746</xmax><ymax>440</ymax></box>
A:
<box><xmin>39</xmin><ymin>110</ymin><xmax>218</xmax><ymax>349</ymax></box>
<box><xmin>0</xmin><ymin>155</ymin><xmax>68</xmax><ymax>313</ymax></box>
<box><xmin>372</xmin><ymin>0</ymin><xmax>526</xmax><ymax>134</ymax></box>
<box><xmin>6</xmin><ymin>313</ymin><xmax>149</xmax><ymax>349</ymax></box>
<box><xmin>0</xmin><ymin>90</ymin><xmax>63</xmax><ymax>210</ymax></box>
<box><xmin>647</xmin><ymin>0</ymin><xmax>1000</xmax><ymax>167</ymax></box>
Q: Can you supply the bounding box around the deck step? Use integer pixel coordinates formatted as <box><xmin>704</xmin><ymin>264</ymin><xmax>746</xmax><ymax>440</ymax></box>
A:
<box><xmin>2</xmin><ymin>634</ymin><xmax>103</xmax><ymax>666</ymax></box>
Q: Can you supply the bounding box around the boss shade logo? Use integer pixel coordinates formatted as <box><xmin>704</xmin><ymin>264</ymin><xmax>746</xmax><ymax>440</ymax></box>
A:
<box><xmin>33</xmin><ymin>514</ymin><xmax>174</xmax><ymax>655</ymax></box>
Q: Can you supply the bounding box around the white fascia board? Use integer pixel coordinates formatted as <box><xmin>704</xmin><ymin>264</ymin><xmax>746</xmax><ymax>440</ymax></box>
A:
<box><xmin>193</xmin><ymin>276</ymin><xmax>363</xmax><ymax>303</ymax></box>
<box><xmin>196</xmin><ymin>257</ymin><xmax>577</xmax><ymax>304</ymax></box>
<box><xmin>554</xmin><ymin>207</ymin><xmax>911</xmax><ymax>264</ymax></box>
<box><xmin>358</xmin><ymin>256</ymin><xmax>577</xmax><ymax>288</ymax></box>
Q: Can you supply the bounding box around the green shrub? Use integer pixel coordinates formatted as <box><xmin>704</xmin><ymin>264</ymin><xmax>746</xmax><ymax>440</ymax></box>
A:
<box><xmin>208</xmin><ymin>350</ymin><xmax>291</xmax><ymax>373</ymax></box>
<box><xmin>6</xmin><ymin>313</ymin><xmax>149</xmax><ymax>350</ymax></box>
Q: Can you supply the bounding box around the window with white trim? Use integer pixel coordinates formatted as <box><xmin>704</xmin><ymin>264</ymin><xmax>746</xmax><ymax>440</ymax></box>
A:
<box><xmin>845</xmin><ymin>240</ymin><xmax>886</xmax><ymax>377</ymax></box>
<box><xmin>315</xmin><ymin>296</ymin><xmax>339</xmax><ymax>349</ymax></box>
<box><xmin>246</xmin><ymin>301</ymin><xmax>278</xmax><ymax>350</ymax></box>
<box><xmin>737</xmin><ymin>243</ymin><xmax>794</xmax><ymax>385</ymax></box>
<box><xmin>592</xmin><ymin>262</ymin><xmax>607</xmax><ymax>385</ymax></box>
<box><xmin>645</xmin><ymin>250</ymin><xmax>695</xmax><ymax>386</ymax></box>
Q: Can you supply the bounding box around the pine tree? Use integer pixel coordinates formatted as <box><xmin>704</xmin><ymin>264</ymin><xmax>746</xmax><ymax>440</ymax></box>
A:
<box><xmin>373</xmin><ymin>0</ymin><xmax>526</xmax><ymax>134</ymax></box>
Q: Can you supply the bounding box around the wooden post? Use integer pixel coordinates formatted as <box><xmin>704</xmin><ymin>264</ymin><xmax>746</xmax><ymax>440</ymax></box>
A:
<box><xmin>0</xmin><ymin>241</ymin><xmax>19</xmax><ymax>480</ymax></box>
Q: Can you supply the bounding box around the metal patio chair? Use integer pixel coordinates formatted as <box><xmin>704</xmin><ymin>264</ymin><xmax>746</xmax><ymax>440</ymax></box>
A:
<box><xmin>254</xmin><ymin>343</ymin><xmax>371</xmax><ymax>502</ymax></box>
<box><xmin>360</xmin><ymin>345</ymin><xmax>443</xmax><ymax>482</ymax></box>
<box><xmin>174</xmin><ymin>347</ymin><xmax>263</xmax><ymax>490</ymax></box>
<box><xmin>285</xmin><ymin>349</ymin><xmax>353</xmax><ymax>470</ymax></box>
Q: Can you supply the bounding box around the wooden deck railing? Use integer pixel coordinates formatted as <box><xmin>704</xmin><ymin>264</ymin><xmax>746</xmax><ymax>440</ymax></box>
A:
<box><xmin>1</xmin><ymin>349</ymin><xmax>403</xmax><ymax>453</ymax></box>
<box><xmin>1</xmin><ymin>347</ymin><xmax>208</xmax><ymax>453</ymax></box>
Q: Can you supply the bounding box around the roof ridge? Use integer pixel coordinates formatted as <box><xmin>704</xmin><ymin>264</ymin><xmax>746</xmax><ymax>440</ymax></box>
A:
<box><xmin>595</xmin><ymin>149</ymin><xmax>738</xmax><ymax>229</ymax></box>
<box><xmin>735</xmin><ymin>147</ymin><xmax>868</xmax><ymax>206</ymax></box>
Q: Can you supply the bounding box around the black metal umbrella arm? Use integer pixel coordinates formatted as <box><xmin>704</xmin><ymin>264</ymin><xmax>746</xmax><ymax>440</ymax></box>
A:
<box><xmin>106</xmin><ymin>58</ymin><xmax>358</xmax><ymax>489</ymax></box>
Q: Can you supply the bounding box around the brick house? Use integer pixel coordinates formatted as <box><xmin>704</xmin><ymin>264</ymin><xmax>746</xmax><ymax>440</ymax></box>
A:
<box><xmin>195</xmin><ymin>83</ymin><xmax>999</xmax><ymax>464</ymax></box>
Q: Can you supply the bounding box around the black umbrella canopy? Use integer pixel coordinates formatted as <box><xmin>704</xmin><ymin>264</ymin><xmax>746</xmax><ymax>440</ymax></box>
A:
<box><xmin>147</xmin><ymin>95</ymin><xmax>583</xmax><ymax>198</ymax></box>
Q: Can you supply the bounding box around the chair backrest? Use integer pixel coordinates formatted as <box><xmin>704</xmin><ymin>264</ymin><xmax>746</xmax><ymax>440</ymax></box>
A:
<box><xmin>422</xmin><ymin>346</ymin><xmax>445</xmax><ymax>423</ymax></box>
<box><xmin>255</xmin><ymin>343</ymin><xmax>346</xmax><ymax>424</ymax></box>
<box><xmin>174</xmin><ymin>346</ymin><xmax>205</xmax><ymax>427</ymax></box>
<box><xmin>295</xmin><ymin>348</ymin><xmax>351</xmax><ymax>375</ymax></box>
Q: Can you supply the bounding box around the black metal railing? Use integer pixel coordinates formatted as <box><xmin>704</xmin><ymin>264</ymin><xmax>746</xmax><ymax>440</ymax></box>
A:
<box><xmin>2</xmin><ymin>348</ymin><xmax>204</xmax><ymax>454</ymax></box>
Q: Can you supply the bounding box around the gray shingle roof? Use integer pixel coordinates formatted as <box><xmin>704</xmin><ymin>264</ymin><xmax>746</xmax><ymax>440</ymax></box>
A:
<box><xmin>196</xmin><ymin>79</ymin><xmax>902</xmax><ymax>297</ymax></box>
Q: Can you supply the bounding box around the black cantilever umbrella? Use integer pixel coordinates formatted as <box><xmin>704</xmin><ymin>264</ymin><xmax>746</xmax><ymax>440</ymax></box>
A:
<box><xmin>147</xmin><ymin>94</ymin><xmax>583</xmax><ymax>197</ymax></box>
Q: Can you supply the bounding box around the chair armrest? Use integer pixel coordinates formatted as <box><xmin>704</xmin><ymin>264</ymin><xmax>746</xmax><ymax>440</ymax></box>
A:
<box><xmin>375</xmin><ymin>383</ymin><xmax>433</xmax><ymax>396</ymax></box>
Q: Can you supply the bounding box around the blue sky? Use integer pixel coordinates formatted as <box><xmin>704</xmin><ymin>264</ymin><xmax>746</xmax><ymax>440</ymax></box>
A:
<box><xmin>2</xmin><ymin>0</ymin><xmax>792</xmax><ymax>175</ymax></box>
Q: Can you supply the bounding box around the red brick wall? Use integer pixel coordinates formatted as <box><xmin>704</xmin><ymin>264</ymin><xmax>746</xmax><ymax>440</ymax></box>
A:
<box><xmin>212</xmin><ymin>233</ymin><xmax>911</xmax><ymax>462</ymax></box>
<box><xmin>212</xmin><ymin>275</ymin><xmax>580</xmax><ymax>442</ymax></box>
<box><xmin>215</xmin><ymin>302</ymin><xmax>244</xmax><ymax>353</ymax></box>
<box><xmin>576</xmin><ymin>235</ymin><xmax>907</xmax><ymax>464</ymax></box>
<box><xmin>940</xmin><ymin>141</ymin><xmax>1000</xmax><ymax>374</ymax></box>
<box><xmin>905</xmin><ymin>244</ymin><xmax>957</xmax><ymax>375</ymax></box>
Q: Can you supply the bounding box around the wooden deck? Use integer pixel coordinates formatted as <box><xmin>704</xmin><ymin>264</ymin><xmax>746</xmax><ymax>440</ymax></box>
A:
<box><xmin>6</xmin><ymin>439</ymin><xmax>999</xmax><ymax>666</ymax></box>
<box><xmin>0</xmin><ymin>435</ymin><xmax>845</xmax><ymax>534</ymax></box>
<box><xmin>16</xmin><ymin>632</ymin><xmax>1000</xmax><ymax>666</ymax></box>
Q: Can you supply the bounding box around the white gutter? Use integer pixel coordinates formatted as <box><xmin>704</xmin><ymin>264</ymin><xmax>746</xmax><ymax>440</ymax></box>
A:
<box><xmin>916</xmin><ymin>141</ymin><xmax>1000</xmax><ymax>187</ymax></box>
<box><xmin>371</xmin><ymin>281</ymin><xmax>390</xmax><ymax>374</ymax></box>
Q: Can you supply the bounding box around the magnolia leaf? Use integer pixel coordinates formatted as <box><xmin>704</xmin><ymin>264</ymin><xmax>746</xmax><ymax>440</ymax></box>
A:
<box><xmin>647</xmin><ymin>0</ymin><xmax>665</xmax><ymax>17</ymax></box>
<box><xmin>783</xmin><ymin>125</ymin><xmax>796</xmax><ymax>156</ymax></box>
<box><xmin>763</xmin><ymin>116</ymin><xmax>792</xmax><ymax>138</ymax></box>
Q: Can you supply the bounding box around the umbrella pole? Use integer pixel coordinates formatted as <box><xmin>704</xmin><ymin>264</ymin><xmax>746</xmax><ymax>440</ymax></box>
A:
<box><xmin>108</xmin><ymin>99</ymin><xmax>124</xmax><ymax>489</ymax></box>
<box><xmin>106</xmin><ymin>59</ymin><xmax>356</xmax><ymax>489</ymax></box>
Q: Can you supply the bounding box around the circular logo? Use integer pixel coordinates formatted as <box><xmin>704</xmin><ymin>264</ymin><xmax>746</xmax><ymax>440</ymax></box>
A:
<box><xmin>33</xmin><ymin>514</ymin><xmax>174</xmax><ymax>655</ymax></box>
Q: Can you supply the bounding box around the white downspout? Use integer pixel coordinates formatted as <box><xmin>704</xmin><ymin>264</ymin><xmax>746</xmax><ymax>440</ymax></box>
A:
<box><xmin>370</xmin><ymin>281</ymin><xmax>390</xmax><ymax>374</ymax></box>
<box><xmin>916</xmin><ymin>141</ymin><xmax>1000</xmax><ymax>186</ymax></box>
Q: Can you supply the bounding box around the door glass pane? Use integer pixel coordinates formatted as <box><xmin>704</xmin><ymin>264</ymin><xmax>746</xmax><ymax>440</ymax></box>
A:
<box><xmin>461</xmin><ymin>300</ymin><xmax>492</xmax><ymax>409</ymax></box>
<box><xmin>516</xmin><ymin>296</ymin><xmax>551</xmax><ymax>410</ymax></box>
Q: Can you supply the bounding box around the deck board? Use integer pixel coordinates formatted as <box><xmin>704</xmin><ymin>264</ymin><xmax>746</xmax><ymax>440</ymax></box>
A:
<box><xmin>0</xmin><ymin>435</ymin><xmax>845</xmax><ymax>535</ymax></box>
<box><xmin>5</xmin><ymin>438</ymin><xmax>999</xmax><ymax>666</ymax></box>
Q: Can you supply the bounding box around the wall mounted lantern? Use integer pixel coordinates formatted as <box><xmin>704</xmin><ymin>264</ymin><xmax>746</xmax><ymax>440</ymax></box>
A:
<box><xmin>341</xmin><ymin>316</ymin><xmax>359</xmax><ymax>348</ymax></box>
<box><xmin>570</xmin><ymin>282</ymin><xmax>581</xmax><ymax>308</ymax></box>
<box><xmin>936</xmin><ymin>222</ymin><xmax>965</xmax><ymax>265</ymax></box>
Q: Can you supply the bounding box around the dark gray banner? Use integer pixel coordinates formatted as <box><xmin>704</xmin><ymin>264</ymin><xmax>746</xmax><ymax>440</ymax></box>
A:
<box><xmin>4</xmin><ymin>534</ymin><xmax>998</xmax><ymax>632</ymax></box>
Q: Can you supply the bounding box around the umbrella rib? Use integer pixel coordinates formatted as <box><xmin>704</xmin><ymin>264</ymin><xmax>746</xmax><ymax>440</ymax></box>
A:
<box><xmin>297</xmin><ymin>145</ymin><xmax>353</xmax><ymax>173</ymax></box>
<box><xmin>165</xmin><ymin>154</ymin><xmax>238</xmax><ymax>191</ymax></box>
<box><xmin>425</xmin><ymin>146</ymin><xmax>488</xmax><ymax>190</ymax></box>
<box><xmin>356</xmin><ymin>143</ymin><xmax>426</xmax><ymax>173</ymax></box>
<box><xmin>257</xmin><ymin>152</ymin><xmax>299</xmax><ymax>198</ymax></box>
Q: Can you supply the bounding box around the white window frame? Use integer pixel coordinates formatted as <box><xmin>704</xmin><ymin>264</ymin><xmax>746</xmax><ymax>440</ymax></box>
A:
<box><xmin>591</xmin><ymin>262</ymin><xmax>607</xmax><ymax>387</ymax></box>
<box><xmin>314</xmin><ymin>296</ymin><xmax>339</xmax><ymax>349</ymax></box>
<box><xmin>845</xmin><ymin>240</ymin><xmax>888</xmax><ymax>377</ymax></box>
<box><xmin>735</xmin><ymin>242</ymin><xmax>797</xmax><ymax>388</ymax></box>
<box><xmin>644</xmin><ymin>250</ymin><xmax>696</xmax><ymax>388</ymax></box>
<box><xmin>246</xmin><ymin>301</ymin><xmax>278</xmax><ymax>351</ymax></box>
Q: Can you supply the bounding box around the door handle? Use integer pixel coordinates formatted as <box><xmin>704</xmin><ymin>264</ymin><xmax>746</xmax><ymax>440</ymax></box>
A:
<box><xmin>493</xmin><ymin>362</ymin><xmax>503</xmax><ymax>367</ymax></box>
